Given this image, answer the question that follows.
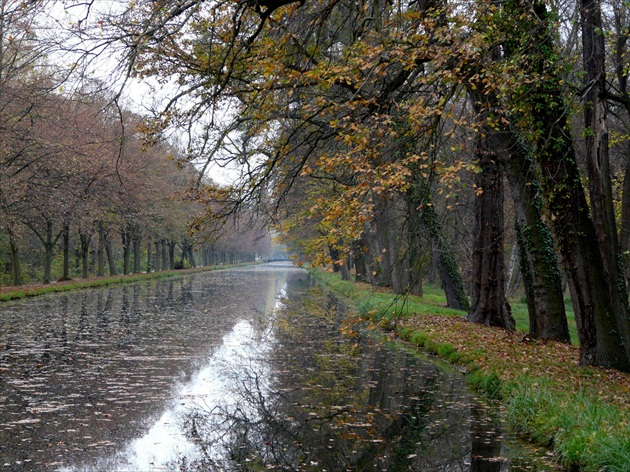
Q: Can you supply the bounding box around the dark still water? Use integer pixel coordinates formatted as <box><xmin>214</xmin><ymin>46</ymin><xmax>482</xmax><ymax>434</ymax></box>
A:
<box><xmin>0</xmin><ymin>263</ymin><xmax>556</xmax><ymax>471</ymax></box>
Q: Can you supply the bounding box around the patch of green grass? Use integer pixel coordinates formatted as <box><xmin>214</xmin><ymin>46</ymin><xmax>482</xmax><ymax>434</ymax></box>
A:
<box><xmin>420</xmin><ymin>283</ymin><xmax>455</xmax><ymax>304</ymax></box>
<box><xmin>504</xmin><ymin>377</ymin><xmax>630</xmax><ymax>472</ymax></box>
<box><xmin>434</xmin><ymin>341</ymin><xmax>454</xmax><ymax>356</ymax></box>
<box><xmin>310</xmin><ymin>270</ymin><xmax>465</xmax><ymax>322</ymax></box>
<box><xmin>1</xmin><ymin>291</ymin><xmax>24</xmax><ymax>301</ymax></box>
<box><xmin>468</xmin><ymin>370</ymin><xmax>503</xmax><ymax>399</ymax></box>
<box><xmin>356</xmin><ymin>298</ymin><xmax>377</xmax><ymax>318</ymax></box>
<box><xmin>408</xmin><ymin>330</ymin><xmax>428</xmax><ymax>346</ymax></box>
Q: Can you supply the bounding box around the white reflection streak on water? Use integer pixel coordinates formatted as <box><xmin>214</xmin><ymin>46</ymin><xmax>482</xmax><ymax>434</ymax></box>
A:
<box><xmin>120</xmin><ymin>320</ymin><xmax>265</xmax><ymax>470</ymax></box>
<box><xmin>59</xmin><ymin>282</ymin><xmax>287</xmax><ymax>472</ymax></box>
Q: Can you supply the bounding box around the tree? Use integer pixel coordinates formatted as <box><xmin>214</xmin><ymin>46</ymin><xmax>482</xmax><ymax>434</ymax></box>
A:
<box><xmin>71</xmin><ymin>0</ymin><xmax>630</xmax><ymax>370</ymax></box>
<box><xmin>506</xmin><ymin>145</ymin><xmax>570</xmax><ymax>343</ymax></box>
<box><xmin>465</xmin><ymin>99</ymin><xmax>513</xmax><ymax>329</ymax></box>
<box><xmin>0</xmin><ymin>0</ymin><xmax>59</xmax><ymax>283</ymax></box>
<box><xmin>607</xmin><ymin>1</ymin><xmax>630</xmax><ymax>283</ymax></box>
<box><xmin>503</xmin><ymin>0</ymin><xmax>629</xmax><ymax>368</ymax></box>
<box><xmin>459</xmin><ymin>1</ymin><xmax>568</xmax><ymax>339</ymax></box>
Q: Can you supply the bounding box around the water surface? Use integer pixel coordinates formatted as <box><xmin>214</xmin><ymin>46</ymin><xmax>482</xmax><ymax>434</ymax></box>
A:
<box><xmin>0</xmin><ymin>263</ymin><xmax>556</xmax><ymax>471</ymax></box>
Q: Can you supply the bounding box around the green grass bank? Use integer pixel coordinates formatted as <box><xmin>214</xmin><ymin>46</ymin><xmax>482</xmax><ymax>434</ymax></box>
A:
<box><xmin>311</xmin><ymin>269</ymin><xmax>630</xmax><ymax>472</ymax></box>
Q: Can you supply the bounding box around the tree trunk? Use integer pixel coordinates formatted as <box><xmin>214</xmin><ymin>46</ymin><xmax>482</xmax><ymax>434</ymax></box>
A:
<box><xmin>162</xmin><ymin>240</ymin><xmax>169</xmax><ymax>269</ymax></box>
<box><xmin>355</xmin><ymin>230</ymin><xmax>380</xmax><ymax>285</ymax></box>
<box><xmin>372</xmin><ymin>195</ymin><xmax>406</xmax><ymax>293</ymax></box>
<box><xmin>97</xmin><ymin>227</ymin><xmax>106</xmax><ymax>277</ymax></box>
<box><xmin>60</xmin><ymin>222</ymin><xmax>71</xmax><ymax>281</ymax></box>
<box><xmin>168</xmin><ymin>240</ymin><xmax>176</xmax><ymax>270</ymax></box>
<box><xmin>9</xmin><ymin>239</ymin><xmax>22</xmax><ymax>286</ymax></box>
<box><xmin>80</xmin><ymin>232</ymin><xmax>92</xmax><ymax>279</ymax></box>
<box><xmin>419</xmin><ymin>193</ymin><xmax>470</xmax><ymax>311</ymax></box>
<box><xmin>427</xmin><ymin>242</ymin><xmax>438</xmax><ymax>285</ymax></box>
<box><xmin>620</xmin><ymin>143</ymin><xmax>630</xmax><ymax>284</ymax></box>
<box><xmin>386</xmin><ymin>202</ymin><xmax>405</xmax><ymax>294</ymax></box>
<box><xmin>340</xmin><ymin>260</ymin><xmax>351</xmax><ymax>281</ymax></box>
<box><xmin>105</xmin><ymin>237</ymin><xmax>117</xmax><ymax>276</ymax></box>
<box><xmin>42</xmin><ymin>221</ymin><xmax>55</xmax><ymax>284</ymax></box>
<box><xmin>373</xmin><ymin>195</ymin><xmax>394</xmax><ymax>287</ymax></box>
<box><xmin>187</xmin><ymin>244</ymin><xmax>196</xmax><ymax>268</ymax></box>
<box><xmin>581</xmin><ymin>0</ymin><xmax>630</xmax><ymax>358</ymax></box>
<box><xmin>407</xmin><ymin>208</ymin><xmax>424</xmax><ymax>296</ymax></box>
<box><xmin>7</xmin><ymin>228</ymin><xmax>22</xmax><ymax>286</ymax></box>
<box><xmin>133</xmin><ymin>234</ymin><xmax>142</xmax><ymax>273</ymax></box>
<box><xmin>504</xmin><ymin>242</ymin><xmax>519</xmax><ymax>298</ymax></box>
<box><xmin>367</xmin><ymin>229</ymin><xmax>382</xmax><ymax>285</ymax></box>
<box><xmin>146</xmin><ymin>237</ymin><xmax>152</xmax><ymax>273</ymax></box>
<box><xmin>352</xmin><ymin>240</ymin><xmax>369</xmax><ymax>283</ymax></box>
<box><xmin>328</xmin><ymin>245</ymin><xmax>341</xmax><ymax>273</ymax></box>
<box><xmin>74</xmin><ymin>243</ymin><xmax>80</xmax><ymax>272</ymax></box>
<box><xmin>121</xmin><ymin>230</ymin><xmax>131</xmax><ymax>275</ymax></box>
<box><xmin>466</xmin><ymin>130</ymin><xmax>514</xmax><ymax>329</ymax></box>
<box><xmin>515</xmin><ymin>218</ymin><xmax>538</xmax><ymax>337</ymax></box>
<box><xmin>614</xmin><ymin>0</ymin><xmax>630</xmax><ymax>285</ymax></box>
<box><xmin>504</xmin><ymin>146</ymin><xmax>570</xmax><ymax>342</ymax></box>
<box><xmin>180</xmin><ymin>239</ymin><xmax>191</xmax><ymax>268</ymax></box>
<box><xmin>154</xmin><ymin>240</ymin><xmax>161</xmax><ymax>271</ymax></box>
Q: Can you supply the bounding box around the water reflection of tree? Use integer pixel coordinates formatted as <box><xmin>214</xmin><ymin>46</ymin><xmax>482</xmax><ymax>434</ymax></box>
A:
<box><xmin>1</xmin><ymin>269</ymin><xmax>535</xmax><ymax>471</ymax></box>
<box><xmin>173</xmin><ymin>278</ymin><xmax>533</xmax><ymax>471</ymax></box>
<box><xmin>0</xmin><ymin>270</ymin><xmax>281</xmax><ymax>470</ymax></box>
<box><xmin>172</xmin><ymin>285</ymin><xmax>465</xmax><ymax>470</ymax></box>
<box><xmin>95</xmin><ymin>290</ymin><xmax>113</xmax><ymax>340</ymax></box>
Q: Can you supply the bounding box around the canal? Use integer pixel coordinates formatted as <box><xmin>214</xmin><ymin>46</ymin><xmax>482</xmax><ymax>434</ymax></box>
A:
<box><xmin>0</xmin><ymin>262</ymin><xmax>556</xmax><ymax>471</ymax></box>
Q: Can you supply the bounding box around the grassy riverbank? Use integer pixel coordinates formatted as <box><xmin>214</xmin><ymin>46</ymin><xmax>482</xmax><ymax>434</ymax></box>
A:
<box><xmin>312</xmin><ymin>269</ymin><xmax>630</xmax><ymax>472</ymax></box>
<box><xmin>0</xmin><ymin>262</ymin><xmax>262</xmax><ymax>302</ymax></box>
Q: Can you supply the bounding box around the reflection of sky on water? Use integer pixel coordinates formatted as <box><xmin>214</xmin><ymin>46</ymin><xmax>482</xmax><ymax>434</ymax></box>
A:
<box><xmin>59</xmin><ymin>278</ymin><xmax>287</xmax><ymax>472</ymax></box>
<box><xmin>1</xmin><ymin>263</ymin><xmax>557</xmax><ymax>471</ymax></box>
<box><xmin>113</xmin><ymin>281</ymin><xmax>288</xmax><ymax>472</ymax></box>
<box><xmin>0</xmin><ymin>265</ymin><xmax>291</xmax><ymax>471</ymax></box>
<box><xmin>108</xmin><ymin>316</ymin><xmax>276</xmax><ymax>471</ymax></box>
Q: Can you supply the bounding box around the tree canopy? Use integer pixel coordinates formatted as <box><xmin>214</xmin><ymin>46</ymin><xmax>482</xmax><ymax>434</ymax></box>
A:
<box><xmin>2</xmin><ymin>0</ymin><xmax>630</xmax><ymax>371</ymax></box>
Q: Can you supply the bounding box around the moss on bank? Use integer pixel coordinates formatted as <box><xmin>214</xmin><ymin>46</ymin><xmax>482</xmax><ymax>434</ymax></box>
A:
<box><xmin>0</xmin><ymin>262</ymin><xmax>261</xmax><ymax>302</ymax></box>
<box><xmin>312</xmin><ymin>269</ymin><xmax>630</xmax><ymax>472</ymax></box>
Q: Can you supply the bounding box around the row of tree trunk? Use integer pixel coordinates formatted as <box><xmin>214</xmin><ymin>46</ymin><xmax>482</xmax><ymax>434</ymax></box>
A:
<box><xmin>5</xmin><ymin>222</ymin><xmax>257</xmax><ymax>285</ymax></box>
<box><xmin>335</xmin><ymin>0</ymin><xmax>630</xmax><ymax>372</ymax></box>
<box><xmin>464</xmin><ymin>0</ymin><xmax>630</xmax><ymax>370</ymax></box>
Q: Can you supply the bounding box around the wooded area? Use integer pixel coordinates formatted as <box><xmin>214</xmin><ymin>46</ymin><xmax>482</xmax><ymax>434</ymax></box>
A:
<box><xmin>0</xmin><ymin>1</ymin><xmax>270</xmax><ymax>287</ymax></box>
<box><xmin>1</xmin><ymin>0</ymin><xmax>630</xmax><ymax>372</ymax></box>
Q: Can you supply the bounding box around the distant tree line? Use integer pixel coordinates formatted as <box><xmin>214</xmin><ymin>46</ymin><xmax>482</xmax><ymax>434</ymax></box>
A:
<box><xmin>0</xmin><ymin>1</ymin><xmax>270</xmax><ymax>286</ymax></box>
